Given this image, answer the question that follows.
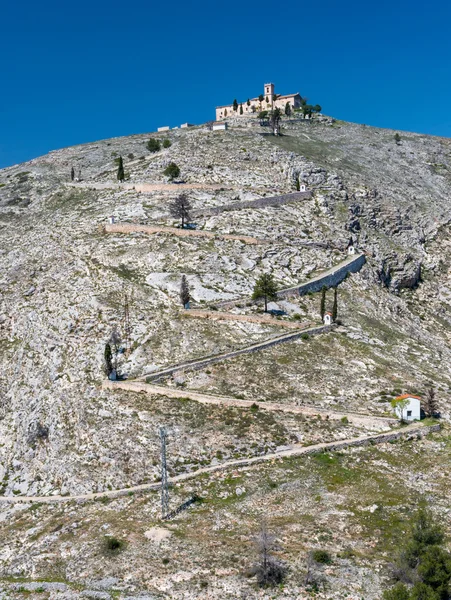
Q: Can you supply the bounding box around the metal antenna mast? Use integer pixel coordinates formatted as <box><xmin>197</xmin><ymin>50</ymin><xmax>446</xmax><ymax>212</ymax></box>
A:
<box><xmin>159</xmin><ymin>427</ymin><xmax>169</xmax><ymax>518</ymax></box>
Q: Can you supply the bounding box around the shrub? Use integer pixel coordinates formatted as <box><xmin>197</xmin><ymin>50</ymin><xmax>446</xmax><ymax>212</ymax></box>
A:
<box><xmin>127</xmin><ymin>153</ymin><xmax>134</xmax><ymax>160</ymax></box>
<box><xmin>102</xmin><ymin>536</ymin><xmax>125</xmax><ymax>555</ymax></box>
<box><xmin>163</xmin><ymin>139</ymin><xmax>172</xmax><ymax>148</ymax></box>
<box><xmin>250</xmin><ymin>402</ymin><xmax>259</xmax><ymax>411</ymax></box>
<box><xmin>382</xmin><ymin>582</ymin><xmax>410</xmax><ymax>600</ymax></box>
<box><xmin>163</xmin><ymin>162</ymin><xmax>180</xmax><ymax>181</ymax></box>
<box><xmin>301</xmin><ymin>333</ymin><xmax>310</xmax><ymax>340</ymax></box>
<box><xmin>341</xmin><ymin>416</ymin><xmax>349</xmax><ymax>424</ymax></box>
<box><xmin>147</xmin><ymin>138</ymin><xmax>161</xmax><ymax>153</ymax></box>
<box><xmin>162</xmin><ymin>557</ymin><xmax>170</xmax><ymax>565</ymax></box>
<box><xmin>258</xmin><ymin>111</ymin><xmax>268</xmax><ymax>119</ymax></box>
<box><xmin>312</xmin><ymin>549</ymin><xmax>331</xmax><ymax>564</ymax></box>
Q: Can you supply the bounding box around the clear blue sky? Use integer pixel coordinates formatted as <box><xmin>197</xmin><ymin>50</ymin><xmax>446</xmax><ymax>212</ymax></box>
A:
<box><xmin>1</xmin><ymin>0</ymin><xmax>451</xmax><ymax>168</ymax></box>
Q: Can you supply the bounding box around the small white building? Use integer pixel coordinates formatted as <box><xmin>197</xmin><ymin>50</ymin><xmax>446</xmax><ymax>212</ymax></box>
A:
<box><xmin>108</xmin><ymin>215</ymin><xmax>116</xmax><ymax>224</ymax></box>
<box><xmin>181</xmin><ymin>123</ymin><xmax>194</xmax><ymax>128</ymax></box>
<box><xmin>158</xmin><ymin>126</ymin><xmax>170</xmax><ymax>132</ymax></box>
<box><xmin>212</xmin><ymin>122</ymin><xmax>228</xmax><ymax>131</ymax></box>
<box><xmin>323</xmin><ymin>312</ymin><xmax>333</xmax><ymax>325</ymax></box>
<box><xmin>299</xmin><ymin>184</ymin><xmax>306</xmax><ymax>192</ymax></box>
<box><xmin>394</xmin><ymin>395</ymin><xmax>421</xmax><ymax>421</ymax></box>
<box><xmin>348</xmin><ymin>245</ymin><xmax>356</xmax><ymax>255</ymax></box>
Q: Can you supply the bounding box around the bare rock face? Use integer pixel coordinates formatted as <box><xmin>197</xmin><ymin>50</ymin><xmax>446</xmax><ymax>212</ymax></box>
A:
<box><xmin>0</xmin><ymin>114</ymin><xmax>451</xmax><ymax>599</ymax></box>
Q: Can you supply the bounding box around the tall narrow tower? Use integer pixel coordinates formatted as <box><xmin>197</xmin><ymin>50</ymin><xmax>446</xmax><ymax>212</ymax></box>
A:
<box><xmin>264</xmin><ymin>83</ymin><xmax>275</xmax><ymax>105</ymax></box>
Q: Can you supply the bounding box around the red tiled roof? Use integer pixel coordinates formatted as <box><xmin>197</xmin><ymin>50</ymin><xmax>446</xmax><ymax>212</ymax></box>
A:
<box><xmin>395</xmin><ymin>394</ymin><xmax>421</xmax><ymax>400</ymax></box>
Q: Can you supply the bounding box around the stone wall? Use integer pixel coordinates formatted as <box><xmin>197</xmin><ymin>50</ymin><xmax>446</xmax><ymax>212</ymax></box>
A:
<box><xmin>278</xmin><ymin>253</ymin><xmax>366</xmax><ymax>298</ymax></box>
<box><xmin>195</xmin><ymin>191</ymin><xmax>311</xmax><ymax>217</ymax></box>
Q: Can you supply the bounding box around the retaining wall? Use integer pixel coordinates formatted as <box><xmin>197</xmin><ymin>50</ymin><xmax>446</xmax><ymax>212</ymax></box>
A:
<box><xmin>195</xmin><ymin>191</ymin><xmax>311</xmax><ymax>217</ymax></box>
<box><xmin>142</xmin><ymin>324</ymin><xmax>332</xmax><ymax>382</ymax></box>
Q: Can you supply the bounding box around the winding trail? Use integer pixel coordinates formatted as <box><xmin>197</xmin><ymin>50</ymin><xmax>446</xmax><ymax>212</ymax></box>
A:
<box><xmin>0</xmin><ymin>424</ymin><xmax>439</xmax><ymax>505</ymax></box>
<box><xmin>102</xmin><ymin>380</ymin><xmax>396</xmax><ymax>429</ymax></box>
<box><xmin>104</xmin><ymin>223</ymin><xmax>263</xmax><ymax>245</ymax></box>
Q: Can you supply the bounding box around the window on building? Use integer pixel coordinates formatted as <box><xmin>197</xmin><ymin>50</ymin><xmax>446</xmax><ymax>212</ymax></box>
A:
<box><xmin>407</xmin><ymin>410</ymin><xmax>412</xmax><ymax>417</ymax></box>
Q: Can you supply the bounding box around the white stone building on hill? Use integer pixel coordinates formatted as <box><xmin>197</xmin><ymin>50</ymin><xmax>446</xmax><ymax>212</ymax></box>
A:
<box><xmin>215</xmin><ymin>83</ymin><xmax>302</xmax><ymax>121</ymax></box>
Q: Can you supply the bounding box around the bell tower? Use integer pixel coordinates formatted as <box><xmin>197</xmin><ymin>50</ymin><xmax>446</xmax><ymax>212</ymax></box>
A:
<box><xmin>264</xmin><ymin>82</ymin><xmax>275</xmax><ymax>105</ymax></box>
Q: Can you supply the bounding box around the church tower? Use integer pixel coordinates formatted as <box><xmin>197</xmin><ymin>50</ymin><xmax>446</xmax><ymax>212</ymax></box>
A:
<box><xmin>264</xmin><ymin>83</ymin><xmax>275</xmax><ymax>105</ymax></box>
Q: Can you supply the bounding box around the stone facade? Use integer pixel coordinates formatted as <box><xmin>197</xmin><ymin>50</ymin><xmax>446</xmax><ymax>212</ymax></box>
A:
<box><xmin>215</xmin><ymin>82</ymin><xmax>302</xmax><ymax>121</ymax></box>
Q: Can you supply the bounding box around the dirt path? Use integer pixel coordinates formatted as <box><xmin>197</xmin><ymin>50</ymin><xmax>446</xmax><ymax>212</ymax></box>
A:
<box><xmin>102</xmin><ymin>380</ymin><xmax>397</xmax><ymax>428</ymax></box>
<box><xmin>181</xmin><ymin>309</ymin><xmax>313</xmax><ymax>330</ymax></box>
<box><xmin>0</xmin><ymin>423</ymin><xmax>437</xmax><ymax>505</ymax></box>
<box><xmin>104</xmin><ymin>223</ymin><xmax>263</xmax><ymax>245</ymax></box>
<box><xmin>68</xmin><ymin>182</ymin><xmax>225</xmax><ymax>192</ymax></box>
<box><xmin>138</xmin><ymin>323</ymin><xmax>331</xmax><ymax>382</ymax></box>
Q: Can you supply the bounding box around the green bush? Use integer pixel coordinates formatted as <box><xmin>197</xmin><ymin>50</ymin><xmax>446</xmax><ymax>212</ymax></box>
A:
<box><xmin>147</xmin><ymin>138</ymin><xmax>161</xmax><ymax>153</ymax></box>
<box><xmin>382</xmin><ymin>582</ymin><xmax>410</xmax><ymax>600</ymax></box>
<box><xmin>258</xmin><ymin>111</ymin><xmax>268</xmax><ymax>119</ymax></box>
<box><xmin>163</xmin><ymin>139</ymin><xmax>172</xmax><ymax>148</ymax></box>
<box><xmin>163</xmin><ymin>162</ymin><xmax>180</xmax><ymax>181</ymax></box>
<box><xmin>102</xmin><ymin>536</ymin><xmax>125</xmax><ymax>555</ymax></box>
<box><xmin>312</xmin><ymin>549</ymin><xmax>331</xmax><ymax>564</ymax></box>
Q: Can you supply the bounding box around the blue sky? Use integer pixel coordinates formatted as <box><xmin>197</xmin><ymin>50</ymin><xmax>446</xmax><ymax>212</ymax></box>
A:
<box><xmin>1</xmin><ymin>0</ymin><xmax>450</xmax><ymax>168</ymax></box>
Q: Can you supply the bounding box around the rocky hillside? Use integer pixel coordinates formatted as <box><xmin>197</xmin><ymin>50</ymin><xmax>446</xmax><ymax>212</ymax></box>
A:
<box><xmin>0</xmin><ymin>113</ymin><xmax>450</xmax><ymax>599</ymax></box>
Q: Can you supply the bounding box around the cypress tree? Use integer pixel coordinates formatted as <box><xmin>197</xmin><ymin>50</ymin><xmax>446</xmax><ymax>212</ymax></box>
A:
<box><xmin>247</xmin><ymin>98</ymin><xmax>251</xmax><ymax>107</ymax></box>
<box><xmin>320</xmin><ymin>286</ymin><xmax>327</xmax><ymax>319</ymax></box>
<box><xmin>332</xmin><ymin>287</ymin><xmax>338</xmax><ymax>321</ymax></box>
<box><xmin>180</xmin><ymin>275</ymin><xmax>190</xmax><ymax>307</ymax></box>
<box><xmin>233</xmin><ymin>99</ymin><xmax>238</xmax><ymax>112</ymax></box>
<box><xmin>117</xmin><ymin>156</ymin><xmax>125</xmax><ymax>182</ymax></box>
<box><xmin>104</xmin><ymin>343</ymin><xmax>113</xmax><ymax>375</ymax></box>
<box><xmin>240</xmin><ymin>103</ymin><xmax>243</xmax><ymax>115</ymax></box>
<box><xmin>70</xmin><ymin>166</ymin><xmax>75</xmax><ymax>181</ymax></box>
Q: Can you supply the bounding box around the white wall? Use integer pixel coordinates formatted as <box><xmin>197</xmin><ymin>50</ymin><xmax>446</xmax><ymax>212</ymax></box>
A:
<box><xmin>395</xmin><ymin>397</ymin><xmax>421</xmax><ymax>421</ymax></box>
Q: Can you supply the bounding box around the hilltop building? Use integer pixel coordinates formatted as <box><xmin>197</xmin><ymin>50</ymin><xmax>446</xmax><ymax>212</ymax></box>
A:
<box><xmin>215</xmin><ymin>83</ymin><xmax>302</xmax><ymax>121</ymax></box>
<box><xmin>394</xmin><ymin>395</ymin><xmax>421</xmax><ymax>421</ymax></box>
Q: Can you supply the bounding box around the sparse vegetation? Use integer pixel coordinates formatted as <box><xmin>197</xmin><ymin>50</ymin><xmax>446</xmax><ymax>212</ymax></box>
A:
<box><xmin>252</xmin><ymin>273</ymin><xmax>278</xmax><ymax>312</ymax></box>
<box><xmin>147</xmin><ymin>138</ymin><xmax>161</xmax><ymax>152</ymax></box>
<box><xmin>163</xmin><ymin>162</ymin><xmax>180</xmax><ymax>181</ymax></box>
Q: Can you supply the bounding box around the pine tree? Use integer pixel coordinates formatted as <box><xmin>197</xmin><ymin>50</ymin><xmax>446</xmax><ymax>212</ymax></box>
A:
<box><xmin>320</xmin><ymin>286</ymin><xmax>327</xmax><ymax>319</ymax></box>
<box><xmin>240</xmin><ymin>103</ymin><xmax>243</xmax><ymax>115</ymax></box>
<box><xmin>332</xmin><ymin>287</ymin><xmax>338</xmax><ymax>321</ymax></box>
<box><xmin>117</xmin><ymin>156</ymin><xmax>125</xmax><ymax>182</ymax></box>
<box><xmin>163</xmin><ymin>162</ymin><xmax>180</xmax><ymax>181</ymax></box>
<box><xmin>180</xmin><ymin>275</ymin><xmax>190</xmax><ymax>307</ymax></box>
<box><xmin>252</xmin><ymin>273</ymin><xmax>278</xmax><ymax>312</ymax></box>
<box><xmin>169</xmin><ymin>193</ymin><xmax>192</xmax><ymax>228</ymax></box>
<box><xmin>233</xmin><ymin>99</ymin><xmax>238</xmax><ymax>112</ymax></box>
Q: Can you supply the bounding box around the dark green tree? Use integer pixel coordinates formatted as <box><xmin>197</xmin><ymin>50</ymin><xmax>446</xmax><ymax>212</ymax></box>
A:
<box><xmin>269</xmin><ymin>108</ymin><xmax>282</xmax><ymax>135</ymax></box>
<box><xmin>169</xmin><ymin>193</ymin><xmax>192</xmax><ymax>228</ymax></box>
<box><xmin>163</xmin><ymin>139</ymin><xmax>172</xmax><ymax>148</ymax></box>
<box><xmin>104</xmin><ymin>342</ymin><xmax>113</xmax><ymax>376</ymax></box>
<box><xmin>233</xmin><ymin>98</ymin><xmax>238</xmax><ymax>112</ymax></box>
<box><xmin>224</xmin><ymin>108</ymin><xmax>228</xmax><ymax>117</ymax></box>
<box><xmin>180</xmin><ymin>274</ymin><xmax>190</xmax><ymax>307</ymax></box>
<box><xmin>382</xmin><ymin>583</ymin><xmax>410</xmax><ymax>600</ymax></box>
<box><xmin>240</xmin><ymin>103</ymin><xmax>243</xmax><ymax>115</ymax></box>
<box><xmin>252</xmin><ymin>273</ymin><xmax>278</xmax><ymax>312</ymax></box>
<box><xmin>394</xmin><ymin>133</ymin><xmax>402</xmax><ymax>145</ymax></box>
<box><xmin>117</xmin><ymin>156</ymin><xmax>125</xmax><ymax>182</ymax></box>
<box><xmin>424</xmin><ymin>384</ymin><xmax>439</xmax><ymax>417</ymax></box>
<box><xmin>258</xmin><ymin>94</ymin><xmax>264</xmax><ymax>103</ymax></box>
<box><xmin>147</xmin><ymin>138</ymin><xmax>161</xmax><ymax>152</ymax></box>
<box><xmin>285</xmin><ymin>102</ymin><xmax>292</xmax><ymax>116</ymax></box>
<box><xmin>332</xmin><ymin>287</ymin><xmax>338</xmax><ymax>321</ymax></box>
<box><xmin>247</xmin><ymin>98</ymin><xmax>251</xmax><ymax>107</ymax></box>
<box><xmin>320</xmin><ymin>286</ymin><xmax>327</xmax><ymax>319</ymax></box>
<box><xmin>70</xmin><ymin>166</ymin><xmax>75</xmax><ymax>181</ymax></box>
<box><xmin>163</xmin><ymin>162</ymin><xmax>180</xmax><ymax>181</ymax></box>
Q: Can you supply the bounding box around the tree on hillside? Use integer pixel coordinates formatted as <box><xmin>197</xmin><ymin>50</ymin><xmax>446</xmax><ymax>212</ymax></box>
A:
<box><xmin>70</xmin><ymin>167</ymin><xmax>75</xmax><ymax>181</ymax></box>
<box><xmin>240</xmin><ymin>103</ymin><xmax>244</xmax><ymax>115</ymax></box>
<box><xmin>254</xmin><ymin>523</ymin><xmax>286</xmax><ymax>588</ymax></box>
<box><xmin>252</xmin><ymin>273</ymin><xmax>278</xmax><ymax>312</ymax></box>
<box><xmin>247</xmin><ymin>98</ymin><xmax>251</xmax><ymax>107</ymax></box>
<box><xmin>147</xmin><ymin>138</ymin><xmax>161</xmax><ymax>153</ymax></box>
<box><xmin>332</xmin><ymin>287</ymin><xmax>338</xmax><ymax>321</ymax></box>
<box><xmin>394</xmin><ymin>133</ymin><xmax>402</xmax><ymax>145</ymax></box>
<box><xmin>424</xmin><ymin>385</ymin><xmax>439</xmax><ymax>417</ymax></box>
<box><xmin>117</xmin><ymin>156</ymin><xmax>125</xmax><ymax>182</ymax></box>
<box><xmin>383</xmin><ymin>508</ymin><xmax>451</xmax><ymax>599</ymax></box>
<box><xmin>233</xmin><ymin>98</ymin><xmax>238</xmax><ymax>112</ymax></box>
<box><xmin>320</xmin><ymin>286</ymin><xmax>327</xmax><ymax>320</ymax></box>
<box><xmin>180</xmin><ymin>275</ymin><xmax>190</xmax><ymax>307</ymax></box>
<box><xmin>104</xmin><ymin>342</ymin><xmax>113</xmax><ymax>376</ymax></box>
<box><xmin>391</xmin><ymin>397</ymin><xmax>410</xmax><ymax>423</ymax></box>
<box><xmin>224</xmin><ymin>108</ymin><xmax>228</xmax><ymax>117</ymax></box>
<box><xmin>285</xmin><ymin>102</ymin><xmax>292</xmax><ymax>117</ymax></box>
<box><xmin>269</xmin><ymin>108</ymin><xmax>282</xmax><ymax>135</ymax></box>
<box><xmin>163</xmin><ymin>162</ymin><xmax>180</xmax><ymax>181</ymax></box>
<box><xmin>169</xmin><ymin>193</ymin><xmax>192</xmax><ymax>228</ymax></box>
<box><xmin>258</xmin><ymin>94</ymin><xmax>264</xmax><ymax>103</ymax></box>
<box><xmin>163</xmin><ymin>139</ymin><xmax>172</xmax><ymax>148</ymax></box>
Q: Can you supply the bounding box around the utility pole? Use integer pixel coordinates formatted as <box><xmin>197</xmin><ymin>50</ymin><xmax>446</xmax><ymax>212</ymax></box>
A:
<box><xmin>122</xmin><ymin>288</ymin><xmax>132</xmax><ymax>355</ymax></box>
<box><xmin>159</xmin><ymin>427</ymin><xmax>169</xmax><ymax>518</ymax></box>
